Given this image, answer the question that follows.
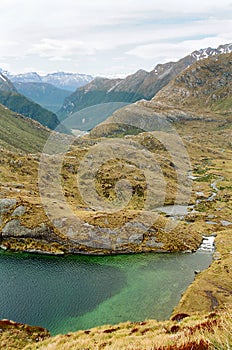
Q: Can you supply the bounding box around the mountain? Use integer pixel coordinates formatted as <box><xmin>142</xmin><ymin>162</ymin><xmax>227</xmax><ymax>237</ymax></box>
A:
<box><xmin>57</xmin><ymin>72</ymin><xmax>147</xmax><ymax>120</ymax></box>
<box><xmin>42</xmin><ymin>72</ymin><xmax>93</xmax><ymax>91</ymax></box>
<box><xmin>0</xmin><ymin>73</ymin><xmax>61</xmax><ymax>130</ymax></box>
<box><xmin>90</xmin><ymin>52</ymin><xmax>232</xmax><ymax>137</ymax></box>
<box><xmin>8</xmin><ymin>72</ymin><xmax>42</xmax><ymax>83</ymax></box>
<box><xmin>14</xmin><ymin>82</ymin><xmax>71</xmax><ymax>113</ymax></box>
<box><xmin>59</xmin><ymin>43</ymin><xmax>232</xmax><ymax>123</ymax></box>
<box><xmin>153</xmin><ymin>52</ymin><xmax>232</xmax><ymax>114</ymax></box>
<box><xmin>7</xmin><ymin>71</ymin><xmax>94</xmax><ymax>91</ymax></box>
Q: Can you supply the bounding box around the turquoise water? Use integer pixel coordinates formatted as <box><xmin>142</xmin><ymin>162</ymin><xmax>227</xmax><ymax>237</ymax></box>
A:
<box><xmin>0</xmin><ymin>251</ymin><xmax>212</xmax><ymax>335</ymax></box>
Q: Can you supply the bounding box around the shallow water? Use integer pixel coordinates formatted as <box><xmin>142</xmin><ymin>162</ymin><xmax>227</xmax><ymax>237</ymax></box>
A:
<box><xmin>154</xmin><ymin>204</ymin><xmax>194</xmax><ymax>217</ymax></box>
<box><xmin>0</xmin><ymin>250</ymin><xmax>212</xmax><ymax>335</ymax></box>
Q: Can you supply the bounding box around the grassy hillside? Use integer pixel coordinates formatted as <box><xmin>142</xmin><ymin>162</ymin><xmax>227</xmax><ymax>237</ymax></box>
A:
<box><xmin>0</xmin><ymin>104</ymin><xmax>51</xmax><ymax>153</ymax></box>
<box><xmin>0</xmin><ymin>91</ymin><xmax>61</xmax><ymax>130</ymax></box>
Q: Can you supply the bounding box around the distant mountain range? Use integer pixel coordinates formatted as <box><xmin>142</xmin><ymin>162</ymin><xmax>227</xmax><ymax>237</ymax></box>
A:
<box><xmin>5</xmin><ymin>71</ymin><xmax>94</xmax><ymax>91</ymax></box>
<box><xmin>58</xmin><ymin>43</ymin><xmax>232</xmax><ymax>124</ymax></box>
<box><xmin>0</xmin><ymin>71</ymin><xmax>94</xmax><ymax>114</ymax></box>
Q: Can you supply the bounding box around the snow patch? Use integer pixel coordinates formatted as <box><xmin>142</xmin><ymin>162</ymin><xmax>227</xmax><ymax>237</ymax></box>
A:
<box><xmin>0</xmin><ymin>74</ymin><xmax>7</xmax><ymax>82</ymax></box>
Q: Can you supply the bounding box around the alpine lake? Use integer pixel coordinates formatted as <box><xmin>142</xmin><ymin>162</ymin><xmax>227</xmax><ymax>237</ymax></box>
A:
<box><xmin>0</xmin><ymin>249</ymin><xmax>212</xmax><ymax>335</ymax></box>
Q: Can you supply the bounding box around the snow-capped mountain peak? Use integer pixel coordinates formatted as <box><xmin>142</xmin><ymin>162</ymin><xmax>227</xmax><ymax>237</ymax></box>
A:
<box><xmin>4</xmin><ymin>71</ymin><xmax>94</xmax><ymax>91</ymax></box>
<box><xmin>42</xmin><ymin>72</ymin><xmax>93</xmax><ymax>91</ymax></box>
<box><xmin>8</xmin><ymin>72</ymin><xmax>42</xmax><ymax>83</ymax></box>
<box><xmin>191</xmin><ymin>43</ymin><xmax>232</xmax><ymax>61</ymax></box>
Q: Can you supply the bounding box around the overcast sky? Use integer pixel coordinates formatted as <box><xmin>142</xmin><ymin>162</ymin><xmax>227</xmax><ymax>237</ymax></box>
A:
<box><xmin>0</xmin><ymin>0</ymin><xmax>231</xmax><ymax>77</ymax></box>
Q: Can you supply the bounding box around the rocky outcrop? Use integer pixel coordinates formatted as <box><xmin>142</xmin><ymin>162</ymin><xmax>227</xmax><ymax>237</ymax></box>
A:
<box><xmin>2</xmin><ymin>220</ymin><xmax>52</xmax><ymax>239</ymax></box>
<box><xmin>0</xmin><ymin>196</ymin><xmax>203</xmax><ymax>255</ymax></box>
<box><xmin>0</xmin><ymin>198</ymin><xmax>17</xmax><ymax>226</ymax></box>
<box><xmin>0</xmin><ymin>198</ymin><xmax>17</xmax><ymax>214</ymax></box>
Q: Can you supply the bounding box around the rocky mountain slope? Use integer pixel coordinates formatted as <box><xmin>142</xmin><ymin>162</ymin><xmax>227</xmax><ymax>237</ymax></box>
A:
<box><xmin>155</xmin><ymin>53</ymin><xmax>232</xmax><ymax>114</ymax></box>
<box><xmin>14</xmin><ymin>82</ymin><xmax>71</xmax><ymax>113</ymax></box>
<box><xmin>0</xmin><ymin>73</ymin><xmax>61</xmax><ymax>130</ymax></box>
<box><xmin>7</xmin><ymin>71</ymin><xmax>94</xmax><ymax>91</ymax></box>
<box><xmin>58</xmin><ymin>43</ymin><xmax>232</xmax><ymax>121</ymax></box>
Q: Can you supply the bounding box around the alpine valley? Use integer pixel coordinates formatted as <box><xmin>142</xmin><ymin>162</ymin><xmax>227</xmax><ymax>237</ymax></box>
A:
<box><xmin>0</xmin><ymin>44</ymin><xmax>231</xmax><ymax>350</ymax></box>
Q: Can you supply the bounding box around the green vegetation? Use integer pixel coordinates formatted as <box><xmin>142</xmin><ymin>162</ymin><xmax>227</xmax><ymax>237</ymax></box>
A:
<box><xmin>0</xmin><ymin>104</ymin><xmax>50</xmax><ymax>152</ymax></box>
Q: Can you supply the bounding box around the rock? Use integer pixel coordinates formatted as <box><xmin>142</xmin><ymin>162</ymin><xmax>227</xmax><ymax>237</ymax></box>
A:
<box><xmin>146</xmin><ymin>238</ymin><xmax>164</xmax><ymax>248</ymax></box>
<box><xmin>171</xmin><ymin>313</ymin><xmax>190</xmax><ymax>322</ymax></box>
<box><xmin>0</xmin><ymin>198</ymin><xmax>17</xmax><ymax>214</ymax></box>
<box><xmin>11</xmin><ymin>206</ymin><xmax>26</xmax><ymax>217</ymax></box>
<box><xmin>23</xmin><ymin>249</ymin><xmax>64</xmax><ymax>255</ymax></box>
<box><xmin>2</xmin><ymin>220</ymin><xmax>52</xmax><ymax>239</ymax></box>
<box><xmin>207</xmin><ymin>214</ymin><xmax>217</xmax><ymax>219</ymax></box>
<box><xmin>53</xmin><ymin>218</ymin><xmax>67</xmax><ymax>228</ymax></box>
<box><xmin>220</xmin><ymin>220</ymin><xmax>232</xmax><ymax>226</ymax></box>
<box><xmin>213</xmin><ymin>252</ymin><xmax>221</xmax><ymax>261</ymax></box>
<box><xmin>128</xmin><ymin>234</ymin><xmax>144</xmax><ymax>244</ymax></box>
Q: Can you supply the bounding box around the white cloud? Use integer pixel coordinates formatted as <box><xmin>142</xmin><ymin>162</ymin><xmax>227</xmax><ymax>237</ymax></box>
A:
<box><xmin>0</xmin><ymin>0</ymin><xmax>231</xmax><ymax>75</ymax></box>
<box><xmin>28</xmin><ymin>39</ymin><xmax>95</xmax><ymax>59</ymax></box>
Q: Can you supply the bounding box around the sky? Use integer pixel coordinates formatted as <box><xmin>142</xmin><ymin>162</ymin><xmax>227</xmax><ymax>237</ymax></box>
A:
<box><xmin>0</xmin><ymin>0</ymin><xmax>231</xmax><ymax>77</ymax></box>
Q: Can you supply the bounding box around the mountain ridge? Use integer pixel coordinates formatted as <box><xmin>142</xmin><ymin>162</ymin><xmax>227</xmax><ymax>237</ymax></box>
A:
<box><xmin>5</xmin><ymin>71</ymin><xmax>94</xmax><ymax>92</ymax></box>
<box><xmin>58</xmin><ymin>43</ymin><xmax>232</xmax><ymax>121</ymax></box>
<box><xmin>90</xmin><ymin>52</ymin><xmax>232</xmax><ymax>138</ymax></box>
